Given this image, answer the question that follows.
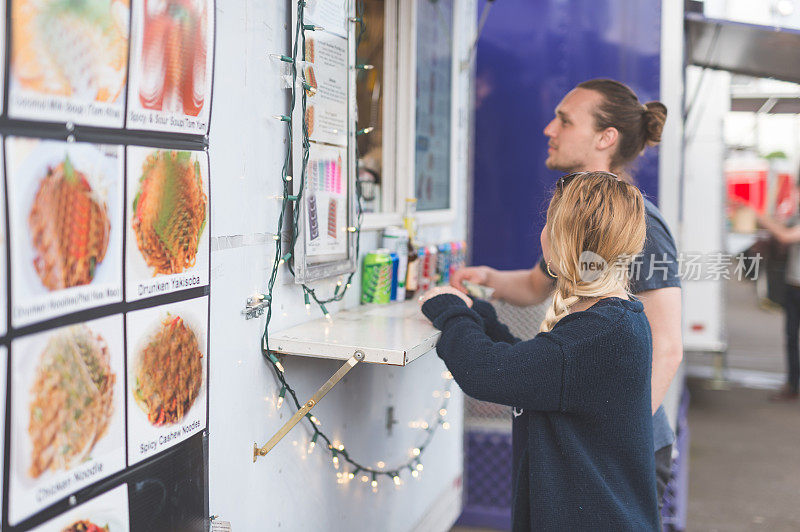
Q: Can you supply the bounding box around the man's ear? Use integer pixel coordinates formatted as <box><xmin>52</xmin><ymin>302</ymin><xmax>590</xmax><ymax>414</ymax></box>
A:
<box><xmin>597</xmin><ymin>127</ymin><xmax>619</xmax><ymax>151</ymax></box>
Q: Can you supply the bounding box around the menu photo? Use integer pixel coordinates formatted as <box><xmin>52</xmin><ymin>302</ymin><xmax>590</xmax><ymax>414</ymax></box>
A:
<box><xmin>9</xmin><ymin>0</ymin><xmax>129</xmax><ymax>127</ymax></box>
<box><xmin>126</xmin><ymin>296</ymin><xmax>208</xmax><ymax>465</ymax></box>
<box><xmin>126</xmin><ymin>0</ymin><xmax>215</xmax><ymax>134</ymax></box>
<box><xmin>9</xmin><ymin>315</ymin><xmax>126</xmax><ymax>525</ymax></box>
<box><xmin>29</xmin><ymin>484</ymin><xmax>130</xmax><ymax>532</ymax></box>
<box><xmin>125</xmin><ymin>146</ymin><xmax>209</xmax><ymax>302</ymax></box>
<box><xmin>6</xmin><ymin>137</ymin><xmax>124</xmax><ymax>327</ymax></box>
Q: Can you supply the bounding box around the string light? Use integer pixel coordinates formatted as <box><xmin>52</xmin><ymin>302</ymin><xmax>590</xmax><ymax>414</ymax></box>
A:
<box><xmin>277</xmin><ymin>386</ymin><xmax>286</xmax><ymax>409</ymax></box>
<box><xmin>257</xmin><ymin>0</ymin><xmax>453</xmax><ymax>492</ymax></box>
<box><xmin>308</xmin><ymin>433</ymin><xmax>318</xmax><ymax>454</ymax></box>
<box><xmin>270</xmin><ymin>53</ymin><xmax>294</xmax><ymax>63</ymax></box>
<box><xmin>267</xmin><ymin>353</ymin><xmax>285</xmax><ymax>373</ymax></box>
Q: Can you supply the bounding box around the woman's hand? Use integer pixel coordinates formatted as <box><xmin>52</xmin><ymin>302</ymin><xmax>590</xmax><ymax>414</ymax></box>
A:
<box><xmin>419</xmin><ymin>286</ymin><xmax>473</xmax><ymax>307</ymax></box>
<box><xmin>450</xmin><ymin>265</ymin><xmax>494</xmax><ymax>293</ymax></box>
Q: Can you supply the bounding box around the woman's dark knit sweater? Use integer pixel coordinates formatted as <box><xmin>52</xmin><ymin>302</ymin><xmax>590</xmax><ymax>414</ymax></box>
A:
<box><xmin>421</xmin><ymin>294</ymin><xmax>658</xmax><ymax>531</ymax></box>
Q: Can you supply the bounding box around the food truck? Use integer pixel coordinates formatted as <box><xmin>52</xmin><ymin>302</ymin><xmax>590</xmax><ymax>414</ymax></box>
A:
<box><xmin>7</xmin><ymin>0</ymin><xmax>798</xmax><ymax>530</ymax></box>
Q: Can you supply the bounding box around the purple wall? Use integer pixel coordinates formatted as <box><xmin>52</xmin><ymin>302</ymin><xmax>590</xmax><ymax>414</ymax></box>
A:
<box><xmin>472</xmin><ymin>0</ymin><xmax>663</xmax><ymax>270</ymax></box>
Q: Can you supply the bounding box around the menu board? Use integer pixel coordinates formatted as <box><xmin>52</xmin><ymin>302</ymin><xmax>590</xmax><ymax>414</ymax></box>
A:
<box><xmin>305</xmin><ymin>143</ymin><xmax>348</xmax><ymax>259</ymax></box>
<box><xmin>304</xmin><ymin>31</ymin><xmax>348</xmax><ymax>146</ymax></box>
<box><xmin>8</xmin><ymin>0</ymin><xmax>130</xmax><ymax>127</ymax></box>
<box><xmin>125</xmin><ymin>147</ymin><xmax>209</xmax><ymax>301</ymax></box>
<box><xmin>294</xmin><ymin>0</ymin><xmax>357</xmax><ymax>281</ymax></box>
<box><xmin>9</xmin><ymin>316</ymin><xmax>127</xmax><ymax>524</ymax></box>
<box><xmin>6</xmin><ymin>138</ymin><xmax>124</xmax><ymax>327</ymax></box>
<box><xmin>126</xmin><ymin>297</ymin><xmax>208</xmax><ymax>465</ymax></box>
<box><xmin>126</xmin><ymin>0</ymin><xmax>215</xmax><ymax>134</ymax></box>
<box><xmin>29</xmin><ymin>484</ymin><xmax>130</xmax><ymax>532</ymax></box>
<box><xmin>0</xmin><ymin>1</ymin><xmax>214</xmax><ymax>530</ymax></box>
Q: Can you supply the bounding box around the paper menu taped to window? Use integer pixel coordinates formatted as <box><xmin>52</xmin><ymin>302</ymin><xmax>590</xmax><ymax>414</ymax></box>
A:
<box><xmin>305</xmin><ymin>0</ymin><xmax>349</xmax><ymax>38</ymax></box>
<box><xmin>303</xmin><ymin>32</ymin><xmax>349</xmax><ymax>147</ymax></box>
<box><xmin>305</xmin><ymin>144</ymin><xmax>348</xmax><ymax>259</ymax></box>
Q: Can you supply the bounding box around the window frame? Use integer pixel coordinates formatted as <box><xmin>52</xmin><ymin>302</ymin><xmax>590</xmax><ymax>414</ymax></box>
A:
<box><xmin>363</xmin><ymin>0</ymin><xmax>460</xmax><ymax>230</ymax></box>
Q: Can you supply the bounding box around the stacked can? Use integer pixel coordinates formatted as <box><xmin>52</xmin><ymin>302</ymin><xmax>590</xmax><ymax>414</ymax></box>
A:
<box><xmin>415</xmin><ymin>246</ymin><xmax>428</xmax><ymax>292</ymax></box>
<box><xmin>361</xmin><ymin>250</ymin><xmax>393</xmax><ymax>304</ymax></box>
<box><xmin>382</xmin><ymin>227</ymin><xmax>409</xmax><ymax>301</ymax></box>
<box><xmin>437</xmin><ymin>242</ymin><xmax>451</xmax><ymax>286</ymax></box>
<box><xmin>449</xmin><ymin>241</ymin><xmax>466</xmax><ymax>279</ymax></box>
<box><xmin>420</xmin><ymin>245</ymin><xmax>438</xmax><ymax>291</ymax></box>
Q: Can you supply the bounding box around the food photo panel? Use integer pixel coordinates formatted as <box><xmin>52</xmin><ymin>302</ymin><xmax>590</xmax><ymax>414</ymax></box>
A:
<box><xmin>126</xmin><ymin>146</ymin><xmax>209</xmax><ymax>302</ymax></box>
<box><xmin>9</xmin><ymin>315</ymin><xmax>126</xmax><ymax>525</ymax></box>
<box><xmin>126</xmin><ymin>0</ymin><xmax>215</xmax><ymax>134</ymax></box>
<box><xmin>126</xmin><ymin>296</ymin><xmax>208</xmax><ymax>465</ymax></box>
<box><xmin>6</xmin><ymin>137</ymin><xmax>124</xmax><ymax>327</ymax></box>
<box><xmin>9</xmin><ymin>0</ymin><xmax>129</xmax><ymax>127</ymax></box>
<box><xmin>29</xmin><ymin>484</ymin><xmax>130</xmax><ymax>532</ymax></box>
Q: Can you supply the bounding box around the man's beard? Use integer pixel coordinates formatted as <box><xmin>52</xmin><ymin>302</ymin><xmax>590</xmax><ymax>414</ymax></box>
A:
<box><xmin>545</xmin><ymin>155</ymin><xmax>578</xmax><ymax>173</ymax></box>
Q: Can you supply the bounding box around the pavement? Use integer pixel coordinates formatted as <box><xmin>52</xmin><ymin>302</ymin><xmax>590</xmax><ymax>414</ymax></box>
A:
<box><xmin>685</xmin><ymin>277</ymin><xmax>800</xmax><ymax>531</ymax></box>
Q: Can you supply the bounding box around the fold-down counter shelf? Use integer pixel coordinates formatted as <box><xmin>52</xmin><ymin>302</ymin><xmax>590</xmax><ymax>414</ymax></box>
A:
<box><xmin>270</xmin><ymin>300</ymin><xmax>441</xmax><ymax>366</ymax></box>
<box><xmin>254</xmin><ymin>301</ymin><xmax>442</xmax><ymax>460</ymax></box>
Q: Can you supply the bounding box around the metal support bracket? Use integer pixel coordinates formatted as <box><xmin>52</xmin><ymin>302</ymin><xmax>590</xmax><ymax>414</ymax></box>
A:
<box><xmin>253</xmin><ymin>350</ymin><xmax>365</xmax><ymax>461</ymax></box>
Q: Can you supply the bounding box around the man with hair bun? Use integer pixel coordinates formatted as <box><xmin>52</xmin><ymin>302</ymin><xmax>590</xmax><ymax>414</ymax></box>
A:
<box><xmin>452</xmin><ymin>79</ymin><xmax>683</xmax><ymax>518</ymax></box>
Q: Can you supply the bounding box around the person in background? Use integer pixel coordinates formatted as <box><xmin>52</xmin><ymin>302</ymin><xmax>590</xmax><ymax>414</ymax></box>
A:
<box><xmin>420</xmin><ymin>172</ymin><xmax>658</xmax><ymax>530</ymax></box>
<box><xmin>452</xmin><ymin>79</ymin><xmax>683</xmax><ymax>515</ymax></box>
<box><xmin>750</xmin><ymin>209</ymin><xmax>800</xmax><ymax>401</ymax></box>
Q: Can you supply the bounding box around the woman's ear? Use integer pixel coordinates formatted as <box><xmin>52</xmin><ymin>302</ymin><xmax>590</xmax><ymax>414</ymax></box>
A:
<box><xmin>597</xmin><ymin>127</ymin><xmax>619</xmax><ymax>151</ymax></box>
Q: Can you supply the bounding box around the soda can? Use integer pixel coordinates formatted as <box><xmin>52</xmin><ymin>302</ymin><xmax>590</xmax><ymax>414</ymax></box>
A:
<box><xmin>389</xmin><ymin>252</ymin><xmax>400</xmax><ymax>301</ymax></box>
<box><xmin>382</xmin><ymin>227</ymin><xmax>409</xmax><ymax>300</ymax></box>
<box><xmin>437</xmin><ymin>242</ymin><xmax>451</xmax><ymax>286</ymax></box>
<box><xmin>362</xmin><ymin>250</ymin><xmax>393</xmax><ymax>304</ymax></box>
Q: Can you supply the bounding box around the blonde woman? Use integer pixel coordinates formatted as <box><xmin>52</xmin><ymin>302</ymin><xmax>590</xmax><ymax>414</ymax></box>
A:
<box><xmin>420</xmin><ymin>172</ymin><xmax>657</xmax><ymax>531</ymax></box>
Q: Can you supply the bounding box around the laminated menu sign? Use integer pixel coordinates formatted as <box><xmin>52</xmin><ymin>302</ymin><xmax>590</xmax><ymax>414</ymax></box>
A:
<box><xmin>303</xmin><ymin>31</ymin><xmax>348</xmax><ymax>147</ymax></box>
<box><xmin>126</xmin><ymin>0</ymin><xmax>215</xmax><ymax>134</ymax></box>
<box><xmin>6</xmin><ymin>138</ymin><xmax>124</xmax><ymax>327</ymax></box>
<box><xmin>305</xmin><ymin>143</ymin><xmax>348</xmax><ymax>259</ymax></box>
<box><xmin>29</xmin><ymin>484</ymin><xmax>130</xmax><ymax>532</ymax></box>
<box><xmin>126</xmin><ymin>296</ymin><xmax>208</xmax><ymax>465</ymax></box>
<box><xmin>8</xmin><ymin>0</ymin><xmax>129</xmax><ymax>128</ymax></box>
<box><xmin>305</xmin><ymin>0</ymin><xmax>348</xmax><ymax>38</ymax></box>
<box><xmin>126</xmin><ymin>146</ymin><xmax>210</xmax><ymax>302</ymax></box>
<box><xmin>9</xmin><ymin>315</ymin><xmax>126</xmax><ymax>525</ymax></box>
